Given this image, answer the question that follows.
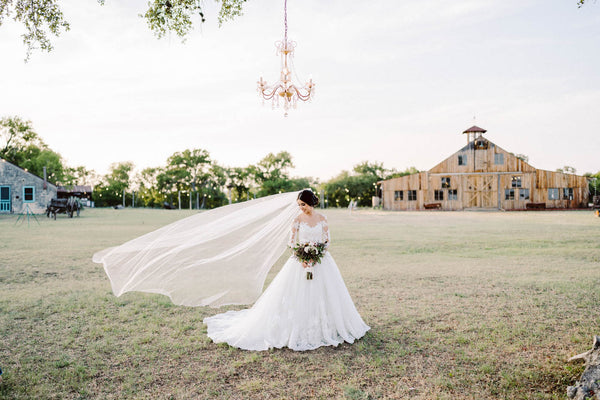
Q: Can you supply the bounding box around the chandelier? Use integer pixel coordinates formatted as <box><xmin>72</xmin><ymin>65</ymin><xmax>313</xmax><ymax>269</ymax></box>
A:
<box><xmin>257</xmin><ymin>0</ymin><xmax>315</xmax><ymax>117</ymax></box>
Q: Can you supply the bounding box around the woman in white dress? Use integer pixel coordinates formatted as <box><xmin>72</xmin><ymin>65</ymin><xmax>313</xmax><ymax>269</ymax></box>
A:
<box><xmin>203</xmin><ymin>189</ymin><xmax>370</xmax><ymax>351</ymax></box>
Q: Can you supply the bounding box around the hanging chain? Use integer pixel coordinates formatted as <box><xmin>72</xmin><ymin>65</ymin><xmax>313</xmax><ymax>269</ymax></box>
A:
<box><xmin>284</xmin><ymin>0</ymin><xmax>288</xmax><ymax>44</ymax></box>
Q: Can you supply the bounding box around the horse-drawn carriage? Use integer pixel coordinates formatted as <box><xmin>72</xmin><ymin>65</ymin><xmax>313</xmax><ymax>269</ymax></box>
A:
<box><xmin>46</xmin><ymin>197</ymin><xmax>81</xmax><ymax>219</ymax></box>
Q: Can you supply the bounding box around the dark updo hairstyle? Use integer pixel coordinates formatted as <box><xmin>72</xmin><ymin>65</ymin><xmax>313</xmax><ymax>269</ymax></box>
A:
<box><xmin>297</xmin><ymin>189</ymin><xmax>319</xmax><ymax>207</ymax></box>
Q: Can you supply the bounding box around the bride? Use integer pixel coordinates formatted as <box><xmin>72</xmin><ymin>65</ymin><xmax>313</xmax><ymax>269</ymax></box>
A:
<box><xmin>204</xmin><ymin>189</ymin><xmax>370</xmax><ymax>351</ymax></box>
<box><xmin>93</xmin><ymin>189</ymin><xmax>369</xmax><ymax>351</ymax></box>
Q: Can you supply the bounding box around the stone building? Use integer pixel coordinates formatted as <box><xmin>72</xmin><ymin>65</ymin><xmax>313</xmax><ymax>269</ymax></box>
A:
<box><xmin>0</xmin><ymin>158</ymin><xmax>57</xmax><ymax>214</ymax></box>
<box><xmin>380</xmin><ymin>126</ymin><xmax>589</xmax><ymax>211</ymax></box>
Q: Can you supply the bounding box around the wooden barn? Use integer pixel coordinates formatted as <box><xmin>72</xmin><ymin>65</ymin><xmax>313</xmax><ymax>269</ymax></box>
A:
<box><xmin>381</xmin><ymin>126</ymin><xmax>589</xmax><ymax>211</ymax></box>
<box><xmin>0</xmin><ymin>158</ymin><xmax>57</xmax><ymax>214</ymax></box>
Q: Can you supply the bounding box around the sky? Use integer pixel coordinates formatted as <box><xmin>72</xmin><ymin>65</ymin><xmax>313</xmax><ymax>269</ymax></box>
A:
<box><xmin>0</xmin><ymin>0</ymin><xmax>599</xmax><ymax>182</ymax></box>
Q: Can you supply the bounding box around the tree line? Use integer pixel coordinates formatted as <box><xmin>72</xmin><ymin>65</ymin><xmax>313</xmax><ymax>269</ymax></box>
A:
<box><xmin>4</xmin><ymin>116</ymin><xmax>598</xmax><ymax>208</ymax></box>
<box><xmin>1</xmin><ymin>116</ymin><xmax>415</xmax><ymax>208</ymax></box>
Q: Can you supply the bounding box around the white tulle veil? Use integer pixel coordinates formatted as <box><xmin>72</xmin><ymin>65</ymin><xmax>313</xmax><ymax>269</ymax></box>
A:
<box><xmin>93</xmin><ymin>191</ymin><xmax>301</xmax><ymax>307</ymax></box>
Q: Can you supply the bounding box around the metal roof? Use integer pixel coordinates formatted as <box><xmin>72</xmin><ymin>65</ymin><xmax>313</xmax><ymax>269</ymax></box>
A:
<box><xmin>58</xmin><ymin>185</ymin><xmax>93</xmax><ymax>193</ymax></box>
<box><xmin>462</xmin><ymin>125</ymin><xmax>487</xmax><ymax>134</ymax></box>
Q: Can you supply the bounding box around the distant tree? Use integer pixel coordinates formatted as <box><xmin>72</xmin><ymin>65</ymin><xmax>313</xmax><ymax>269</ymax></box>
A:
<box><xmin>62</xmin><ymin>165</ymin><xmax>98</xmax><ymax>187</ymax></box>
<box><xmin>324</xmin><ymin>164</ymin><xmax>420</xmax><ymax>207</ymax></box>
<box><xmin>353</xmin><ymin>161</ymin><xmax>387</xmax><ymax>180</ymax></box>
<box><xmin>167</xmin><ymin>149</ymin><xmax>212</xmax><ymax>191</ymax></box>
<box><xmin>556</xmin><ymin>165</ymin><xmax>577</xmax><ymax>174</ymax></box>
<box><xmin>0</xmin><ymin>116</ymin><xmax>72</xmax><ymax>183</ymax></box>
<box><xmin>0</xmin><ymin>0</ymin><xmax>247</xmax><ymax>61</ymax></box>
<box><xmin>152</xmin><ymin>150</ymin><xmax>229</xmax><ymax>209</ymax></box>
<box><xmin>586</xmin><ymin>172</ymin><xmax>600</xmax><ymax>200</ymax></box>
<box><xmin>135</xmin><ymin>167</ymin><xmax>166</xmax><ymax>208</ymax></box>
<box><xmin>250</xmin><ymin>151</ymin><xmax>294</xmax><ymax>197</ymax></box>
<box><xmin>94</xmin><ymin>162</ymin><xmax>135</xmax><ymax>207</ymax></box>
<box><xmin>225</xmin><ymin>166</ymin><xmax>253</xmax><ymax>202</ymax></box>
<box><xmin>18</xmin><ymin>145</ymin><xmax>65</xmax><ymax>184</ymax></box>
<box><xmin>1</xmin><ymin>116</ymin><xmax>43</xmax><ymax>163</ymax></box>
<box><xmin>385</xmin><ymin>166</ymin><xmax>419</xmax><ymax>179</ymax></box>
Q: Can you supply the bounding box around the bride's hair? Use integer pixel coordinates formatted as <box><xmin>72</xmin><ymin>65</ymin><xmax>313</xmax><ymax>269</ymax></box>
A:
<box><xmin>297</xmin><ymin>189</ymin><xmax>319</xmax><ymax>207</ymax></box>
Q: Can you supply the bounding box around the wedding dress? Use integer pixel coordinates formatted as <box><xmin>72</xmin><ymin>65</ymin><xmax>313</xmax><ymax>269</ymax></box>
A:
<box><xmin>203</xmin><ymin>216</ymin><xmax>370</xmax><ymax>351</ymax></box>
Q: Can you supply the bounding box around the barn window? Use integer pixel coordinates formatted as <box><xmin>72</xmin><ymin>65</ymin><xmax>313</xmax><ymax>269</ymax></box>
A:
<box><xmin>562</xmin><ymin>188</ymin><xmax>573</xmax><ymax>200</ymax></box>
<box><xmin>458</xmin><ymin>155</ymin><xmax>467</xmax><ymax>166</ymax></box>
<box><xmin>548</xmin><ymin>188</ymin><xmax>559</xmax><ymax>200</ymax></box>
<box><xmin>441</xmin><ymin>177</ymin><xmax>451</xmax><ymax>188</ymax></box>
<box><xmin>448</xmin><ymin>189</ymin><xmax>458</xmax><ymax>200</ymax></box>
<box><xmin>394</xmin><ymin>190</ymin><xmax>403</xmax><ymax>201</ymax></box>
<box><xmin>519</xmin><ymin>189</ymin><xmax>530</xmax><ymax>200</ymax></box>
<box><xmin>408</xmin><ymin>190</ymin><xmax>417</xmax><ymax>201</ymax></box>
<box><xmin>23</xmin><ymin>186</ymin><xmax>35</xmax><ymax>203</ymax></box>
<box><xmin>494</xmin><ymin>153</ymin><xmax>504</xmax><ymax>165</ymax></box>
<box><xmin>434</xmin><ymin>190</ymin><xmax>444</xmax><ymax>201</ymax></box>
<box><xmin>505</xmin><ymin>189</ymin><xmax>515</xmax><ymax>200</ymax></box>
<box><xmin>511</xmin><ymin>176</ymin><xmax>522</xmax><ymax>188</ymax></box>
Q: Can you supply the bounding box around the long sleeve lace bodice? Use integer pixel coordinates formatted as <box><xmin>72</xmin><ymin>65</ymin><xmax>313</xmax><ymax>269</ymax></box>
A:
<box><xmin>288</xmin><ymin>216</ymin><xmax>330</xmax><ymax>248</ymax></box>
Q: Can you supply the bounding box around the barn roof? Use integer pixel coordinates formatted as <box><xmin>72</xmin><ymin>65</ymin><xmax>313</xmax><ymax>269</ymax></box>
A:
<box><xmin>58</xmin><ymin>185</ymin><xmax>92</xmax><ymax>194</ymax></box>
<box><xmin>462</xmin><ymin>125</ymin><xmax>487</xmax><ymax>134</ymax></box>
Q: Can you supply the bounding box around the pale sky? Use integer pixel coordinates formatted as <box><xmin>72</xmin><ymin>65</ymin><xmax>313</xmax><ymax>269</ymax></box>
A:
<box><xmin>1</xmin><ymin>0</ymin><xmax>599</xmax><ymax>181</ymax></box>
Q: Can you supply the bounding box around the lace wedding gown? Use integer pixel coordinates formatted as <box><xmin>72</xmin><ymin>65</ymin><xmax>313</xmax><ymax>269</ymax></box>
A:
<box><xmin>203</xmin><ymin>217</ymin><xmax>370</xmax><ymax>351</ymax></box>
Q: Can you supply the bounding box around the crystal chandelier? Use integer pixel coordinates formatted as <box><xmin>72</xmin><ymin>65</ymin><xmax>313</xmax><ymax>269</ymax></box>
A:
<box><xmin>257</xmin><ymin>0</ymin><xmax>315</xmax><ymax>117</ymax></box>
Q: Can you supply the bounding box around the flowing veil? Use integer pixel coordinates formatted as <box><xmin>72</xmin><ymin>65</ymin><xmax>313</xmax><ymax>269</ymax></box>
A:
<box><xmin>93</xmin><ymin>191</ymin><xmax>300</xmax><ymax>307</ymax></box>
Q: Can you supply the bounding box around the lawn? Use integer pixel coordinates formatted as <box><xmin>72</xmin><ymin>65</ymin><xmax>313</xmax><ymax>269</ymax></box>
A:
<box><xmin>1</xmin><ymin>207</ymin><xmax>599</xmax><ymax>399</ymax></box>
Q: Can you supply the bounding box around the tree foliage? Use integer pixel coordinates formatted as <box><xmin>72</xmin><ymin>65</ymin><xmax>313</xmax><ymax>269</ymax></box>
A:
<box><xmin>0</xmin><ymin>0</ymin><xmax>70</xmax><ymax>61</ymax></box>
<box><xmin>225</xmin><ymin>166</ymin><xmax>252</xmax><ymax>202</ymax></box>
<box><xmin>1</xmin><ymin>116</ymin><xmax>43</xmax><ymax>162</ymax></box>
<box><xmin>556</xmin><ymin>165</ymin><xmax>577</xmax><ymax>174</ymax></box>
<box><xmin>584</xmin><ymin>171</ymin><xmax>600</xmax><ymax>201</ymax></box>
<box><xmin>324</xmin><ymin>163</ymin><xmax>419</xmax><ymax>207</ymax></box>
<box><xmin>0</xmin><ymin>115</ymin><xmax>65</xmax><ymax>182</ymax></box>
<box><xmin>1</xmin><ymin>0</ymin><xmax>247</xmax><ymax>60</ymax></box>
<box><xmin>163</xmin><ymin>149</ymin><xmax>212</xmax><ymax>191</ymax></box>
<box><xmin>250</xmin><ymin>151</ymin><xmax>296</xmax><ymax>197</ymax></box>
<box><xmin>94</xmin><ymin>162</ymin><xmax>134</xmax><ymax>207</ymax></box>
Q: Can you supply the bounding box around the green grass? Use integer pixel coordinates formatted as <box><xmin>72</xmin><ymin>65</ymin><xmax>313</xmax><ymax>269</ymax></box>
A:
<box><xmin>1</xmin><ymin>208</ymin><xmax>599</xmax><ymax>399</ymax></box>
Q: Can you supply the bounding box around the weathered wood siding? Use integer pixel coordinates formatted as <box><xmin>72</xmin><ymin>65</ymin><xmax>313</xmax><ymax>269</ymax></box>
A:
<box><xmin>429</xmin><ymin>140</ymin><xmax>536</xmax><ymax>174</ymax></box>
<box><xmin>381</xmin><ymin>136</ymin><xmax>589</xmax><ymax>211</ymax></box>
<box><xmin>382</xmin><ymin>172</ymin><xmax>428</xmax><ymax>211</ymax></box>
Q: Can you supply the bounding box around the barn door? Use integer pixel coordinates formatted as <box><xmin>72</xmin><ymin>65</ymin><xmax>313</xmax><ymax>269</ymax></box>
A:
<box><xmin>0</xmin><ymin>186</ymin><xmax>11</xmax><ymax>212</ymax></box>
<box><xmin>464</xmin><ymin>175</ymin><xmax>496</xmax><ymax>208</ymax></box>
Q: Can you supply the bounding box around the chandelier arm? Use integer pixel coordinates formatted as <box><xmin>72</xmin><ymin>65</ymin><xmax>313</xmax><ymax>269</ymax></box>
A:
<box><xmin>259</xmin><ymin>84</ymin><xmax>284</xmax><ymax>100</ymax></box>
<box><xmin>287</xmin><ymin>85</ymin><xmax>312</xmax><ymax>101</ymax></box>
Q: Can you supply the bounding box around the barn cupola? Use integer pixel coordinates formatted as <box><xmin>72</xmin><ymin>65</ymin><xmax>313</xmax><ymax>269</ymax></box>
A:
<box><xmin>463</xmin><ymin>125</ymin><xmax>487</xmax><ymax>143</ymax></box>
<box><xmin>463</xmin><ymin>125</ymin><xmax>489</xmax><ymax>150</ymax></box>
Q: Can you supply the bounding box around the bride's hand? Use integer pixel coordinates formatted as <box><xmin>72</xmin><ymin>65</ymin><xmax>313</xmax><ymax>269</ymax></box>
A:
<box><xmin>302</xmin><ymin>261</ymin><xmax>309</xmax><ymax>269</ymax></box>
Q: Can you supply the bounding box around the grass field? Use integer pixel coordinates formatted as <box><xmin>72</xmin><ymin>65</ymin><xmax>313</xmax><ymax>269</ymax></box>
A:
<box><xmin>1</xmin><ymin>207</ymin><xmax>599</xmax><ymax>399</ymax></box>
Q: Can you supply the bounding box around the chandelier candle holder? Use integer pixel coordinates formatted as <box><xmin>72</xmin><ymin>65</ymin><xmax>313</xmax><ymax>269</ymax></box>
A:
<box><xmin>257</xmin><ymin>0</ymin><xmax>315</xmax><ymax>117</ymax></box>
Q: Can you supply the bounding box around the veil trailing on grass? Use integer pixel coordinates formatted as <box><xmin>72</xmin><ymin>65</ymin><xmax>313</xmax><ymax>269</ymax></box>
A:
<box><xmin>93</xmin><ymin>191</ymin><xmax>300</xmax><ymax>307</ymax></box>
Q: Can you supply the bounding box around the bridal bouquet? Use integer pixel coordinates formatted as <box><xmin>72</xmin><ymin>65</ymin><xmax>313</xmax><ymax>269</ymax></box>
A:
<box><xmin>292</xmin><ymin>242</ymin><xmax>327</xmax><ymax>280</ymax></box>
